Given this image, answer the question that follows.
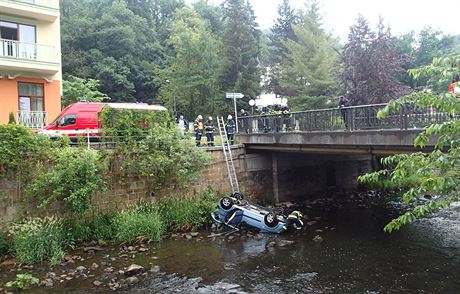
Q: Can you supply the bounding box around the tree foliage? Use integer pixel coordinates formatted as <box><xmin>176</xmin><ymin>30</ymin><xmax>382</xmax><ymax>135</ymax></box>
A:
<box><xmin>340</xmin><ymin>16</ymin><xmax>409</xmax><ymax>105</ymax></box>
<box><xmin>277</xmin><ymin>1</ymin><xmax>340</xmax><ymax>110</ymax></box>
<box><xmin>219</xmin><ymin>0</ymin><xmax>261</xmax><ymax>105</ymax></box>
<box><xmin>62</xmin><ymin>75</ymin><xmax>109</xmax><ymax>107</ymax></box>
<box><xmin>359</xmin><ymin>55</ymin><xmax>460</xmax><ymax>232</ymax></box>
<box><xmin>156</xmin><ymin>7</ymin><xmax>222</xmax><ymax>119</ymax></box>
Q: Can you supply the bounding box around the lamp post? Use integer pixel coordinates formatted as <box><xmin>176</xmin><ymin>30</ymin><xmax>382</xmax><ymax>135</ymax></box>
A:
<box><xmin>249</xmin><ymin>99</ymin><xmax>256</xmax><ymax>115</ymax></box>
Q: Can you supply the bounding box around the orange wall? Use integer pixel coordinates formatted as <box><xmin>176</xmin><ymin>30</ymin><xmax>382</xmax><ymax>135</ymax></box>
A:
<box><xmin>0</xmin><ymin>77</ymin><xmax>61</xmax><ymax>125</ymax></box>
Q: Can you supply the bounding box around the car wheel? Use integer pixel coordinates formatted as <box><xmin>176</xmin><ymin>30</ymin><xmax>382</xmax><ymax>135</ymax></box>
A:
<box><xmin>232</xmin><ymin>192</ymin><xmax>244</xmax><ymax>200</ymax></box>
<box><xmin>220</xmin><ymin>196</ymin><xmax>234</xmax><ymax>210</ymax></box>
<box><xmin>264</xmin><ymin>212</ymin><xmax>279</xmax><ymax>228</ymax></box>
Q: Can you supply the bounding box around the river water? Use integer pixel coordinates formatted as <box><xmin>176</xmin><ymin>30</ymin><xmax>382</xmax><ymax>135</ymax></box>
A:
<box><xmin>1</xmin><ymin>191</ymin><xmax>460</xmax><ymax>293</ymax></box>
<box><xmin>126</xmin><ymin>192</ymin><xmax>460</xmax><ymax>294</ymax></box>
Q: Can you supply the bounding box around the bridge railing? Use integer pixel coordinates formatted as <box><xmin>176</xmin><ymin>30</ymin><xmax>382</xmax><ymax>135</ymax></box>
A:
<box><xmin>237</xmin><ymin>104</ymin><xmax>449</xmax><ymax>134</ymax></box>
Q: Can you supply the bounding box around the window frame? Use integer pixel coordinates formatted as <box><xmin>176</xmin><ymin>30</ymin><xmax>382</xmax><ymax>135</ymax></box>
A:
<box><xmin>17</xmin><ymin>82</ymin><xmax>45</xmax><ymax>112</ymax></box>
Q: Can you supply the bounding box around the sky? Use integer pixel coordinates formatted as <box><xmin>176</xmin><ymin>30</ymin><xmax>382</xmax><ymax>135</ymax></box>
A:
<box><xmin>190</xmin><ymin>0</ymin><xmax>457</xmax><ymax>41</ymax></box>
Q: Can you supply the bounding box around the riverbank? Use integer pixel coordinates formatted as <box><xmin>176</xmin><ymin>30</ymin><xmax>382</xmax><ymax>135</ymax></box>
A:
<box><xmin>1</xmin><ymin>190</ymin><xmax>459</xmax><ymax>293</ymax></box>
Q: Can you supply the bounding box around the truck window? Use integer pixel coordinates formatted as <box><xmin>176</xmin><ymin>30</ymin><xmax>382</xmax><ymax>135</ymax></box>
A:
<box><xmin>59</xmin><ymin>114</ymin><xmax>76</xmax><ymax>126</ymax></box>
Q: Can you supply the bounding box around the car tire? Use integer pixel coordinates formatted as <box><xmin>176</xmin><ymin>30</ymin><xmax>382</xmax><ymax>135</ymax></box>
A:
<box><xmin>264</xmin><ymin>212</ymin><xmax>279</xmax><ymax>228</ymax></box>
<box><xmin>220</xmin><ymin>196</ymin><xmax>234</xmax><ymax>210</ymax></box>
<box><xmin>233</xmin><ymin>192</ymin><xmax>244</xmax><ymax>200</ymax></box>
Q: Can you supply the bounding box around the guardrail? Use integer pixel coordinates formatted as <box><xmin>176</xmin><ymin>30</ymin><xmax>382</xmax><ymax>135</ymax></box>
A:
<box><xmin>237</xmin><ymin>104</ymin><xmax>449</xmax><ymax>134</ymax></box>
<box><xmin>0</xmin><ymin>38</ymin><xmax>56</xmax><ymax>63</ymax></box>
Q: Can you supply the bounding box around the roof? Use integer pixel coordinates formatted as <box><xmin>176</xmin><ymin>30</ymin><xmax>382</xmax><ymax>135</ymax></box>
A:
<box><xmin>106</xmin><ymin>103</ymin><xmax>167</xmax><ymax>111</ymax></box>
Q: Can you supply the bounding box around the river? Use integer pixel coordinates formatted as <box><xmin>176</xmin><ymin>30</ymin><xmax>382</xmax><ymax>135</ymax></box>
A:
<box><xmin>1</xmin><ymin>191</ymin><xmax>460</xmax><ymax>293</ymax></box>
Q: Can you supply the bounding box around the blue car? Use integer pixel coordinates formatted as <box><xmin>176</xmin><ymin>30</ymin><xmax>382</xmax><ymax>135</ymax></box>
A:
<box><xmin>211</xmin><ymin>193</ymin><xmax>302</xmax><ymax>233</ymax></box>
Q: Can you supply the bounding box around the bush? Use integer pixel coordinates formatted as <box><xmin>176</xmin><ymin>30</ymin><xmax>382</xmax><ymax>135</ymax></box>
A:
<box><xmin>0</xmin><ymin>124</ymin><xmax>51</xmax><ymax>173</ymax></box>
<box><xmin>158</xmin><ymin>188</ymin><xmax>218</xmax><ymax>231</ymax></box>
<box><xmin>66</xmin><ymin>212</ymin><xmax>116</xmax><ymax>242</ymax></box>
<box><xmin>114</xmin><ymin>210</ymin><xmax>164</xmax><ymax>243</ymax></box>
<box><xmin>26</xmin><ymin>148</ymin><xmax>107</xmax><ymax>214</ymax></box>
<box><xmin>8</xmin><ymin>217</ymin><xmax>69</xmax><ymax>264</ymax></box>
<box><xmin>8</xmin><ymin>112</ymin><xmax>16</xmax><ymax>124</ymax></box>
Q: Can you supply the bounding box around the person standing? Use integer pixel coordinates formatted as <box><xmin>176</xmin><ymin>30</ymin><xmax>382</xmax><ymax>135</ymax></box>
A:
<box><xmin>240</xmin><ymin>108</ymin><xmax>249</xmax><ymax>133</ymax></box>
<box><xmin>194</xmin><ymin>115</ymin><xmax>204</xmax><ymax>147</ymax></box>
<box><xmin>204</xmin><ymin>116</ymin><xmax>215</xmax><ymax>147</ymax></box>
<box><xmin>338</xmin><ymin>96</ymin><xmax>350</xmax><ymax>128</ymax></box>
<box><xmin>226</xmin><ymin>115</ymin><xmax>236</xmax><ymax>145</ymax></box>
<box><xmin>176</xmin><ymin>114</ymin><xmax>188</xmax><ymax>135</ymax></box>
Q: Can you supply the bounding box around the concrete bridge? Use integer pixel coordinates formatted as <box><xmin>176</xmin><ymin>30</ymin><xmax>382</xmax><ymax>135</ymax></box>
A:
<box><xmin>236</xmin><ymin>103</ymin><xmax>442</xmax><ymax>155</ymax></box>
<box><xmin>233</xmin><ymin>103</ymin><xmax>443</xmax><ymax>202</ymax></box>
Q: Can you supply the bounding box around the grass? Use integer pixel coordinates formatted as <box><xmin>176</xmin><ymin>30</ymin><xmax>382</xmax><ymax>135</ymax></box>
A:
<box><xmin>8</xmin><ymin>217</ymin><xmax>68</xmax><ymax>265</ymax></box>
<box><xmin>114</xmin><ymin>210</ymin><xmax>164</xmax><ymax>243</ymax></box>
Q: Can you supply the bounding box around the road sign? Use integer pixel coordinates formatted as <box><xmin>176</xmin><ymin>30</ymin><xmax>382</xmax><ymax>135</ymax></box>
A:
<box><xmin>226</xmin><ymin>92</ymin><xmax>244</xmax><ymax>99</ymax></box>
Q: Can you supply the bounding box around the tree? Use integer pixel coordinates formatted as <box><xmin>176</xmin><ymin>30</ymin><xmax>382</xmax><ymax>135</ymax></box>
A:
<box><xmin>277</xmin><ymin>1</ymin><xmax>340</xmax><ymax>110</ymax></box>
<box><xmin>156</xmin><ymin>7</ymin><xmax>221</xmax><ymax>119</ymax></box>
<box><xmin>267</xmin><ymin>0</ymin><xmax>298</xmax><ymax>94</ymax></box>
<box><xmin>219</xmin><ymin>0</ymin><xmax>261</xmax><ymax>108</ymax></box>
<box><xmin>340</xmin><ymin>16</ymin><xmax>409</xmax><ymax>105</ymax></box>
<box><xmin>61</xmin><ymin>0</ymin><xmax>162</xmax><ymax>102</ymax></box>
<box><xmin>62</xmin><ymin>75</ymin><xmax>109</xmax><ymax>107</ymax></box>
<box><xmin>359</xmin><ymin>55</ymin><xmax>460</xmax><ymax>232</ymax></box>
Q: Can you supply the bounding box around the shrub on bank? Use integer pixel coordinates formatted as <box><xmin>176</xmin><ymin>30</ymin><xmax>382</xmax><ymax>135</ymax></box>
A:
<box><xmin>8</xmin><ymin>217</ymin><xmax>69</xmax><ymax>264</ymax></box>
<box><xmin>66</xmin><ymin>212</ymin><xmax>116</xmax><ymax>242</ymax></box>
<box><xmin>114</xmin><ymin>210</ymin><xmax>164</xmax><ymax>243</ymax></box>
<box><xmin>158</xmin><ymin>188</ymin><xmax>217</xmax><ymax>231</ymax></box>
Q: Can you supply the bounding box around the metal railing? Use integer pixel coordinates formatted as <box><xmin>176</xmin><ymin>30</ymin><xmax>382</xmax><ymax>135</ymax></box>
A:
<box><xmin>0</xmin><ymin>39</ymin><xmax>56</xmax><ymax>63</ymax></box>
<box><xmin>17</xmin><ymin>111</ymin><xmax>47</xmax><ymax>129</ymax></box>
<box><xmin>237</xmin><ymin>104</ymin><xmax>449</xmax><ymax>134</ymax></box>
<box><xmin>9</xmin><ymin>0</ymin><xmax>57</xmax><ymax>9</ymax></box>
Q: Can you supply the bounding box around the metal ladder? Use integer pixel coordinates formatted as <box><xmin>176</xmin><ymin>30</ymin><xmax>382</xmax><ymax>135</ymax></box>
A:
<box><xmin>217</xmin><ymin>116</ymin><xmax>240</xmax><ymax>194</ymax></box>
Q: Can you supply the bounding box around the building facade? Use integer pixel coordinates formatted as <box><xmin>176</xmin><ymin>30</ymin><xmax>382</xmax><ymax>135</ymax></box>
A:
<box><xmin>0</xmin><ymin>0</ymin><xmax>61</xmax><ymax>128</ymax></box>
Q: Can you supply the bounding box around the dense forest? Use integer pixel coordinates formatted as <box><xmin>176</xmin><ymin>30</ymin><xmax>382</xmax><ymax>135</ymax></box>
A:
<box><xmin>60</xmin><ymin>0</ymin><xmax>460</xmax><ymax>119</ymax></box>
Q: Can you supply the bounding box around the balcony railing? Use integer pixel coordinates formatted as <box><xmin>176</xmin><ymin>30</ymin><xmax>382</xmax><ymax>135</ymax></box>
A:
<box><xmin>9</xmin><ymin>0</ymin><xmax>57</xmax><ymax>9</ymax></box>
<box><xmin>0</xmin><ymin>39</ymin><xmax>55</xmax><ymax>63</ymax></box>
<box><xmin>17</xmin><ymin>111</ymin><xmax>47</xmax><ymax>129</ymax></box>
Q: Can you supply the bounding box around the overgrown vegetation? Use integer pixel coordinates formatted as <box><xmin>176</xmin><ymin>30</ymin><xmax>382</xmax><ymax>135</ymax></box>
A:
<box><xmin>359</xmin><ymin>55</ymin><xmax>460</xmax><ymax>232</ymax></box>
<box><xmin>0</xmin><ymin>230</ymin><xmax>8</xmax><ymax>257</ymax></box>
<box><xmin>3</xmin><ymin>189</ymin><xmax>217</xmax><ymax>264</ymax></box>
<box><xmin>8</xmin><ymin>217</ymin><xmax>69</xmax><ymax>264</ymax></box>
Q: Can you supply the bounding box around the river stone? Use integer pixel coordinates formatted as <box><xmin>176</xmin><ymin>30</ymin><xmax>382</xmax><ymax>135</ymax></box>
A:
<box><xmin>307</xmin><ymin>221</ymin><xmax>317</xmax><ymax>226</ymax></box>
<box><xmin>125</xmin><ymin>264</ymin><xmax>144</xmax><ymax>277</ymax></box>
<box><xmin>40</xmin><ymin>278</ymin><xmax>54</xmax><ymax>287</ymax></box>
<box><xmin>278</xmin><ymin>240</ymin><xmax>295</xmax><ymax>247</ymax></box>
<box><xmin>93</xmin><ymin>280</ymin><xmax>103</xmax><ymax>286</ymax></box>
<box><xmin>126</xmin><ymin>276</ymin><xmax>139</xmax><ymax>285</ymax></box>
<box><xmin>76</xmin><ymin>266</ymin><xmax>86</xmax><ymax>272</ymax></box>
<box><xmin>91</xmin><ymin>263</ymin><xmax>99</xmax><ymax>270</ymax></box>
<box><xmin>150</xmin><ymin>265</ymin><xmax>160</xmax><ymax>273</ymax></box>
<box><xmin>190</xmin><ymin>232</ymin><xmax>199</xmax><ymax>237</ymax></box>
<box><xmin>313</xmin><ymin>235</ymin><xmax>323</xmax><ymax>242</ymax></box>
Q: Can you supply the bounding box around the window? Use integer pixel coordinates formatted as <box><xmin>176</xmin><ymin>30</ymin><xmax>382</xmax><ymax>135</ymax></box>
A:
<box><xmin>58</xmin><ymin>115</ymin><xmax>76</xmax><ymax>126</ymax></box>
<box><xmin>0</xmin><ymin>21</ymin><xmax>36</xmax><ymax>59</ymax></box>
<box><xmin>18</xmin><ymin>83</ymin><xmax>44</xmax><ymax>112</ymax></box>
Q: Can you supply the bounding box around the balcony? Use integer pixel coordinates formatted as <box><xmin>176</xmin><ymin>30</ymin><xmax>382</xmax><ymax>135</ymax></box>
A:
<box><xmin>0</xmin><ymin>38</ymin><xmax>59</xmax><ymax>74</ymax></box>
<box><xmin>17</xmin><ymin>110</ymin><xmax>47</xmax><ymax>129</ymax></box>
<box><xmin>0</xmin><ymin>0</ymin><xmax>59</xmax><ymax>22</ymax></box>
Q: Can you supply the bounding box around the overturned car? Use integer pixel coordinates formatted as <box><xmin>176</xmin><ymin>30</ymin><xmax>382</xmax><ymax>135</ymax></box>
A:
<box><xmin>211</xmin><ymin>193</ymin><xmax>304</xmax><ymax>234</ymax></box>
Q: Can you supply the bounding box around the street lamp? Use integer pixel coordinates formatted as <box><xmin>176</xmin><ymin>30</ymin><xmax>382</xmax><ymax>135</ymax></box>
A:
<box><xmin>249</xmin><ymin>99</ymin><xmax>256</xmax><ymax>115</ymax></box>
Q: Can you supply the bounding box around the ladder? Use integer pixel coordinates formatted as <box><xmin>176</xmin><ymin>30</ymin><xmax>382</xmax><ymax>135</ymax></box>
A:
<box><xmin>217</xmin><ymin>116</ymin><xmax>240</xmax><ymax>194</ymax></box>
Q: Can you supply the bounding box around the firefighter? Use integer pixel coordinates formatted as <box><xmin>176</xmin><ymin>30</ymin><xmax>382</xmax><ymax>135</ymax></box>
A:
<box><xmin>284</xmin><ymin>210</ymin><xmax>304</xmax><ymax>231</ymax></box>
<box><xmin>282</xmin><ymin>105</ymin><xmax>291</xmax><ymax>131</ymax></box>
<box><xmin>226</xmin><ymin>115</ymin><xmax>236</xmax><ymax>145</ymax></box>
<box><xmin>194</xmin><ymin>115</ymin><xmax>204</xmax><ymax>147</ymax></box>
<box><xmin>204</xmin><ymin>116</ymin><xmax>215</xmax><ymax>147</ymax></box>
<box><xmin>448</xmin><ymin>75</ymin><xmax>460</xmax><ymax>97</ymax></box>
